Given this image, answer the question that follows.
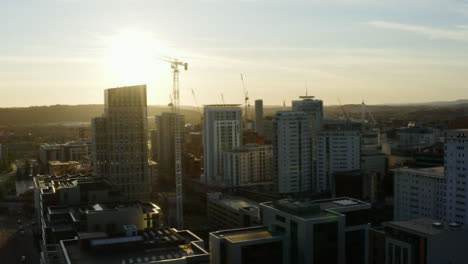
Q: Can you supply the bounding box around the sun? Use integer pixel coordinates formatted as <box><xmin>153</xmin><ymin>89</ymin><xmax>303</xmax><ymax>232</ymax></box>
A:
<box><xmin>104</xmin><ymin>29</ymin><xmax>169</xmax><ymax>86</ymax></box>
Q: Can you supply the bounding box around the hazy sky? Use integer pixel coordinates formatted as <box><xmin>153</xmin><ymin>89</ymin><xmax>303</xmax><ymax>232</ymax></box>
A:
<box><xmin>1</xmin><ymin>0</ymin><xmax>468</xmax><ymax>107</ymax></box>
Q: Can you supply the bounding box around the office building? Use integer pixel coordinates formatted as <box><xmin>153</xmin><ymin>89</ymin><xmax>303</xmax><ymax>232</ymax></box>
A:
<box><xmin>291</xmin><ymin>95</ymin><xmax>323</xmax><ymax>135</ymax></box>
<box><xmin>203</xmin><ymin>105</ymin><xmax>242</xmax><ymax>186</ymax></box>
<box><xmin>39</xmin><ymin>139</ymin><xmax>92</xmax><ymax>168</ymax></box>
<box><xmin>260</xmin><ymin>197</ymin><xmax>371</xmax><ymax>264</ymax></box>
<box><xmin>92</xmin><ymin>85</ymin><xmax>151</xmax><ymax>201</ymax></box>
<box><xmin>262</xmin><ymin>116</ymin><xmax>274</xmax><ymax>143</ymax></box>
<box><xmin>272</xmin><ymin>111</ymin><xmax>312</xmax><ymax>193</ymax></box>
<box><xmin>42</xmin><ymin>201</ymin><xmax>160</xmax><ymax>249</ymax></box>
<box><xmin>444</xmin><ymin>129</ymin><xmax>468</xmax><ymax>225</ymax></box>
<box><xmin>368</xmin><ymin>228</ymin><xmax>386</xmax><ymax>264</ymax></box>
<box><xmin>43</xmin><ymin>227</ymin><xmax>209</xmax><ymax>264</ymax></box>
<box><xmin>255</xmin><ymin>99</ymin><xmax>264</xmax><ymax>136</ymax></box>
<box><xmin>315</xmin><ymin>130</ymin><xmax>360</xmax><ymax>192</ymax></box>
<box><xmin>47</xmin><ymin>161</ymin><xmax>81</xmax><ymax>176</ymax></box>
<box><xmin>224</xmin><ymin>144</ymin><xmax>272</xmax><ymax>187</ymax></box>
<box><xmin>33</xmin><ymin>174</ymin><xmax>122</xmax><ymax>234</ymax></box>
<box><xmin>383</xmin><ymin>218</ymin><xmax>468</xmax><ymax>264</ymax></box>
<box><xmin>154</xmin><ymin>112</ymin><xmax>185</xmax><ymax>183</ymax></box>
<box><xmin>395</xmin><ymin>127</ymin><xmax>442</xmax><ymax>150</ymax></box>
<box><xmin>210</xmin><ymin>226</ymin><xmax>285</xmax><ymax>264</ymax></box>
<box><xmin>393</xmin><ymin>167</ymin><xmax>446</xmax><ymax>221</ymax></box>
<box><xmin>207</xmin><ymin>192</ymin><xmax>260</xmax><ymax>231</ymax></box>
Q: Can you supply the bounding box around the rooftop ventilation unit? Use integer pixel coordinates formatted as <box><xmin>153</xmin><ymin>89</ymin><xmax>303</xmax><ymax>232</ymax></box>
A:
<box><xmin>449</xmin><ymin>222</ymin><xmax>462</xmax><ymax>230</ymax></box>
<box><xmin>432</xmin><ymin>222</ymin><xmax>443</xmax><ymax>229</ymax></box>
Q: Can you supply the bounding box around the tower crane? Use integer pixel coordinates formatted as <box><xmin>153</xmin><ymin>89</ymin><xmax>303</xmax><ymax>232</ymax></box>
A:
<box><xmin>191</xmin><ymin>88</ymin><xmax>203</xmax><ymax>119</ymax></box>
<box><xmin>337</xmin><ymin>98</ymin><xmax>350</xmax><ymax>122</ymax></box>
<box><xmin>240</xmin><ymin>74</ymin><xmax>249</xmax><ymax>128</ymax></box>
<box><xmin>361</xmin><ymin>100</ymin><xmax>376</xmax><ymax>132</ymax></box>
<box><xmin>163</xmin><ymin>58</ymin><xmax>187</xmax><ymax>229</ymax></box>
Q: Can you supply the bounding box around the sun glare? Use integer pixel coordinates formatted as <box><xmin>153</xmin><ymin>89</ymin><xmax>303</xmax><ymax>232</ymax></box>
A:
<box><xmin>105</xmin><ymin>29</ymin><xmax>169</xmax><ymax>86</ymax></box>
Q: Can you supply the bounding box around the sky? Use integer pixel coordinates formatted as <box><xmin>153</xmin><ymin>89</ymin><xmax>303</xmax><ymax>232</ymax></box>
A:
<box><xmin>1</xmin><ymin>0</ymin><xmax>468</xmax><ymax>107</ymax></box>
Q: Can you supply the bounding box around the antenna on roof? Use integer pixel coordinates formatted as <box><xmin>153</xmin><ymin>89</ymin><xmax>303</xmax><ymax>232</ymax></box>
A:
<box><xmin>305</xmin><ymin>81</ymin><xmax>308</xmax><ymax>97</ymax></box>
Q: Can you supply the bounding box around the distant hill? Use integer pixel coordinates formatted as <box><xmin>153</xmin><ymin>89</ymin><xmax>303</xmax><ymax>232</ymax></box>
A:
<box><xmin>1</xmin><ymin>101</ymin><xmax>467</xmax><ymax>126</ymax></box>
<box><xmin>0</xmin><ymin>105</ymin><xmax>202</xmax><ymax>126</ymax></box>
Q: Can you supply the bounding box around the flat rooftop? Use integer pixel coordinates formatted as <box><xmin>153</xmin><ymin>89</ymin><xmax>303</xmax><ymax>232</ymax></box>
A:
<box><xmin>261</xmin><ymin>197</ymin><xmax>370</xmax><ymax>220</ymax></box>
<box><xmin>212</xmin><ymin>227</ymin><xmax>281</xmax><ymax>243</ymax></box>
<box><xmin>61</xmin><ymin>228</ymin><xmax>208</xmax><ymax>264</ymax></box>
<box><xmin>384</xmin><ymin>217</ymin><xmax>465</xmax><ymax>237</ymax></box>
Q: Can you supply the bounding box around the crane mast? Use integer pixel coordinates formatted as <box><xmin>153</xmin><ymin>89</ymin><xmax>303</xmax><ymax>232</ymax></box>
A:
<box><xmin>240</xmin><ymin>74</ymin><xmax>249</xmax><ymax>129</ymax></box>
<box><xmin>166</xmin><ymin>59</ymin><xmax>187</xmax><ymax>229</ymax></box>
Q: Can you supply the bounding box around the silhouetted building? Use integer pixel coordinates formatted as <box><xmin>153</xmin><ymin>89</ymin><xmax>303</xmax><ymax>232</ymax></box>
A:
<box><xmin>260</xmin><ymin>197</ymin><xmax>371</xmax><ymax>264</ymax></box>
<box><xmin>154</xmin><ymin>112</ymin><xmax>185</xmax><ymax>183</ymax></box>
<box><xmin>384</xmin><ymin>218</ymin><xmax>468</xmax><ymax>264</ymax></box>
<box><xmin>255</xmin><ymin>99</ymin><xmax>264</xmax><ymax>136</ymax></box>
<box><xmin>210</xmin><ymin>226</ymin><xmax>285</xmax><ymax>264</ymax></box>
<box><xmin>92</xmin><ymin>85</ymin><xmax>151</xmax><ymax>201</ymax></box>
<box><xmin>207</xmin><ymin>192</ymin><xmax>260</xmax><ymax>231</ymax></box>
<box><xmin>45</xmin><ymin>227</ymin><xmax>209</xmax><ymax>264</ymax></box>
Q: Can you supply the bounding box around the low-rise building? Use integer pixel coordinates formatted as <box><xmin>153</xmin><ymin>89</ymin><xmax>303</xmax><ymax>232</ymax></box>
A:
<box><xmin>383</xmin><ymin>218</ymin><xmax>468</xmax><ymax>264</ymax></box>
<box><xmin>39</xmin><ymin>139</ymin><xmax>92</xmax><ymax>168</ymax></box>
<box><xmin>43</xmin><ymin>201</ymin><xmax>161</xmax><ymax>248</ymax></box>
<box><xmin>43</xmin><ymin>226</ymin><xmax>209</xmax><ymax>264</ymax></box>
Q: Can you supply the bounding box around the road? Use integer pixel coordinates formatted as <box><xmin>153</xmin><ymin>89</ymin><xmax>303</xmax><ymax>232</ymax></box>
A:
<box><xmin>0</xmin><ymin>212</ymin><xmax>40</xmax><ymax>264</ymax></box>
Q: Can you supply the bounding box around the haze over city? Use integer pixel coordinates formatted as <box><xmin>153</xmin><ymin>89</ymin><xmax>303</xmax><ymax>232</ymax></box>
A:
<box><xmin>1</xmin><ymin>0</ymin><xmax>468</xmax><ymax>107</ymax></box>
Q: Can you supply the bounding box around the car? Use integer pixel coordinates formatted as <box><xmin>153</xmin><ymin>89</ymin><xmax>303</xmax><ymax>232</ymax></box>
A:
<box><xmin>21</xmin><ymin>256</ymin><xmax>26</xmax><ymax>262</ymax></box>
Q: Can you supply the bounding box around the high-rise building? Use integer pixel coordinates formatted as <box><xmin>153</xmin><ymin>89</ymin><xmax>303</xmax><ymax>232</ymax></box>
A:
<box><xmin>315</xmin><ymin>130</ymin><xmax>360</xmax><ymax>192</ymax></box>
<box><xmin>154</xmin><ymin>112</ymin><xmax>185</xmax><ymax>183</ymax></box>
<box><xmin>272</xmin><ymin>111</ymin><xmax>312</xmax><ymax>193</ymax></box>
<box><xmin>92</xmin><ymin>85</ymin><xmax>151</xmax><ymax>201</ymax></box>
<box><xmin>444</xmin><ymin>129</ymin><xmax>468</xmax><ymax>225</ymax></box>
<box><xmin>255</xmin><ymin>99</ymin><xmax>264</xmax><ymax>135</ymax></box>
<box><xmin>393</xmin><ymin>167</ymin><xmax>446</xmax><ymax>221</ymax></box>
<box><xmin>291</xmin><ymin>95</ymin><xmax>323</xmax><ymax>135</ymax></box>
<box><xmin>224</xmin><ymin>144</ymin><xmax>273</xmax><ymax>187</ymax></box>
<box><xmin>203</xmin><ymin>105</ymin><xmax>242</xmax><ymax>186</ymax></box>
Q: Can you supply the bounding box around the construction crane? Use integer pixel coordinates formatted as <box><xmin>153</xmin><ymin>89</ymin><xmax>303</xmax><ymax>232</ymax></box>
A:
<box><xmin>240</xmin><ymin>74</ymin><xmax>249</xmax><ymax>128</ymax></box>
<box><xmin>221</xmin><ymin>93</ymin><xmax>225</xmax><ymax>104</ymax></box>
<box><xmin>361</xmin><ymin>100</ymin><xmax>376</xmax><ymax>132</ymax></box>
<box><xmin>164</xmin><ymin>58</ymin><xmax>187</xmax><ymax>229</ymax></box>
<box><xmin>191</xmin><ymin>89</ymin><xmax>202</xmax><ymax>119</ymax></box>
<box><xmin>337</xmin><ymin>98</ymin><xmax>350</xmax><ymax>122</ymax></box>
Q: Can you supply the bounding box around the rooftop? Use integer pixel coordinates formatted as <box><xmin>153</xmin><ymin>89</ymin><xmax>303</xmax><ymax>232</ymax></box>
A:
<box><xmin>60</xmin><ymin>228</ymin><xmax>208</xmax><ymax>264</ymax></box>
<box><xmin>211</xmin><ymin>227</ymin><xmax>282</xmax><ymax>243</ymax></box>
<box><xmin>261</xmin><ymin>197</ymin><xmax>370</xmax><ymax>220</ymax></box>
<box><xmin>208</xmin><ymin>193</ymin><xmax>259</xmax><ymax>212</ymax></box>
<box><xmin>204</xmin><ymin>104</ymin><xmax>241</xmax><ymax>108</ymax></box>
<box><xmin>384</xmin><ymin>217</ymin><xmax>465</xmax><ymax>237</ymax></box>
